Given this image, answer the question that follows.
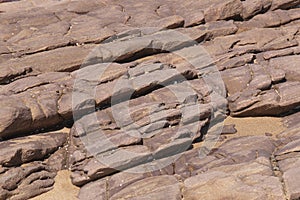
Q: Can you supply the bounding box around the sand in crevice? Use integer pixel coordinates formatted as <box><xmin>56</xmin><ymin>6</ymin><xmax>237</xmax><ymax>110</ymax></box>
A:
<box><xmin>224</xmin><ymin>116</ymin><xmax>286</xmax><ymax>137</ymax></box>
<box><xmin>193</xmin><ymin>116</ymin><xmax>286</xmax><ymax>148</ymax></box>
<box><xmin>30</xmin><ymin>170</ymin><xmax>79</xmax><ymax>200</ymax></box>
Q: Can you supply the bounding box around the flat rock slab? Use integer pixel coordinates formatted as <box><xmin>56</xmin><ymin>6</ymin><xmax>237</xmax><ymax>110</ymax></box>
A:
<box><xmin>275</xmin><ymin>124</ymin><xmax>300</xmax><ymax>200</ymax></box>
<box><xmin>0</xmin><ymin>132</ymin><xmax>66</xmax><ymax>167</ymax></box>
<box><xmin>183</xmin><ymin>160</ymin><xmax>285</xmax><ymax>200</ymax></box>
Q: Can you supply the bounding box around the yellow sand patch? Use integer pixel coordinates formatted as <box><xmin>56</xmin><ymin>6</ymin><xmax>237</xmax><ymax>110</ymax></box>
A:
<box><xmin>193</xmin><ymin>116</ymin><xmax>286</xmax><ymax>149</ymax></box>
<box><xmin>224</xmin><ymin>116</ymin><xmax>286</xmax><ymax>137</ymax></box>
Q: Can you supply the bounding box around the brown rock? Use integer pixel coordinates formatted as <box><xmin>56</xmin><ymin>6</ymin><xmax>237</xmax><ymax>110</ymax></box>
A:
<box><xmin>184</xmin><ymin>11</ymin><xmax>205</xmax><ymax>27</ymax></box>
<box><xmin>110</xmin><ymin>175</ymin><xmax>181</xmax><ymax>200</ymax></box>
<box><xmin>0</xmin><ymin>132</ymin><xmax>66</xmax><ymax>167</ymax></box>
<box><xmin>229</xmin><ymin>82</ymin><xmax>300</xmax><ymax>116</ymax></box>
<box><xmin>282</xmin><ymin>166</ymin><xmax>300</xmax><ymax>200</ymax></box>
<box><xmin>183</xmin><ymin>159</ymin><xmax>285</xmax><ymax>200</ymax></box>
<box><xmin>1</xmin><ymin>45</ymin><xmax>93</xmax><ymax>73</ymax></box>
<box><xmin>78</xmin><ymin>178</ymin><xmax>107</xmax><ymax>200</ymax></box>
<box><xmin>71</xmin><ymin>146</ymin><xmax>152</xmax><ymax>186</ymax></box>
<box><xmin>271</xmin><ymin>0</ymin><xmax>300</xmax><ymax>10</ymax></box>
<box><xmin>276</xmin><ymin>124</ymin><xmax>300</xmax><ymax>200</ymax></box>
<box><xmin>283</xmin><ymin>112</ymin><xmax>300</xmax><ymax>128</ymax></box>
<box><xmin>148</xmin><ymin>15</ymin><xmax>185</xmax><ymax>29</ymax></box>
<box><xmin>241</xmin><ymin>0</ymin><xmax>272</xmax><ymax>19</ymax></box>
<box><xmin>221</xmin><ymin>124</ymin><xmax>237</xmax><ymax>134</ymax></box>
<box><xmin>221</xmin><ymin>66</ymin><xmax>251</xmax><ymax>95</ymax></box>
<box><xmin>0</xmin><ymin>162</ymin><xmax>56</xmax><ymax>200</ymax></box>
<box><xmin>270</xmin><ymin>55</ymin><xmax>300</xmax><ymax>81</ymax></box>
<box><xmin>204</xmin><ymin>0</ymin><xmax>243</xmax><ymax>22</ymax></box>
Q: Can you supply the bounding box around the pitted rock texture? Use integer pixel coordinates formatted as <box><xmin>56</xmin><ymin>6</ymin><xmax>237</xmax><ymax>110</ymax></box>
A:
<box><xmin>0</xmin><ymin>0</ymin><xmax>300</xmax><ymax>200</ymax></box>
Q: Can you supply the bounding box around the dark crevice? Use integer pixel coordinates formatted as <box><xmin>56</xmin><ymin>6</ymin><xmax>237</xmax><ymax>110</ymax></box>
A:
<box><xmin>20</xmin><ymin>41</ymin><xmax>78</xmax><ymax>57</ymax></box>
<box><xmin>116</xmin><ymin>48</ymin><xmax>167</xmax><ymax>64</ymax></box>
<box><xmin>116</xmin><ymin>40</ymin><xmax>197</xmax><ymax>64</ymax></box>
<box><xmin>229</xmin><ymin>14</ymin><xmax>244</xmax><ymax>22</ymax></box>
<box><xmin>1</xmin><ymin>120</ymin><xmax>70</xmax><ymax>141</ymax></box>
<box><xmin>278</xmin><ymin>106</ymin><xmax>300</xmax><ymax>117</ymax></box>
<box><xmin>72</xmin><ymin>70</ymin><xmax>199</xmax><ymax>124</ymax></box>
<box><xmin>154</xmin><ymin>5</ymin><xmax>162</xmax><ymax>17</ymax></box>
<box><xmin>0</xmin><ymin>0</ymin><xmax>20</xmax><ymax>3</ymax></box>
<box><xmin>63</xmin><ymin>24</ymin><xmax>72</xmax><ymax>36</ymax></box>
<box><xmin>53</xmin><ymin>12</ymin><xmax>62</xmax><ymax>22</ymax></box>
<box><xmin>9</xmin><ymin>82</ymin><xmax>50</xmax><ymax>94</ymax></box>
<box><xmin>0</xmin><ymin>67</ymin><xmax>33</xmax><ymax>85</ymax></box>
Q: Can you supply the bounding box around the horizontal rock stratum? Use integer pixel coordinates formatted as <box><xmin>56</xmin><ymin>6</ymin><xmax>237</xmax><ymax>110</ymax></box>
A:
<box><xmin>0</xmin><ymin>0</ymin><xmax>300</xmax><ymax>200</ymax></box>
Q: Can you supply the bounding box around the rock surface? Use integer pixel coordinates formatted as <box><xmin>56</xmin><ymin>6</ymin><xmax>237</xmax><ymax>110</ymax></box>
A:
<box><xmin>0</xmin><ymin>0</ymin><xmax>299</xmax><ymax>199</ymax></box>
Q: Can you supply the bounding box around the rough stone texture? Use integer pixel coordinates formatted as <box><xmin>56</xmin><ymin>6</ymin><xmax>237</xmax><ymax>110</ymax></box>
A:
<box><xmin>0</xmin><ymin>0</ymin><xmax>300</xmax><ymax>199</ymax></box>
<box><xmin>183</xmin><ymin>160</ymin><xmax>285</xmax><ymax>200</ymax></box>
<box><xmin>0</xmin><ymin>132</ymin><xmax>66</xmax><ymax>167</ymax></box>
<box><xmin>0</xmin><ymin>162</ymin><xmax>56</xmax><ymax>200</ymax></box>
<box><xmin>275</xmin><ymin>119</ymin><xmax>300</xmax><ymax>200</ymax></box>
<box><xmin>110</xmin><ymin>175</ymin><xmax>181</xmax><ymax>200</ymax></box>
<box><xmin>0</xmin><ymin>132</ymin><xmax>67</xmax><ymax>200</ymax></box>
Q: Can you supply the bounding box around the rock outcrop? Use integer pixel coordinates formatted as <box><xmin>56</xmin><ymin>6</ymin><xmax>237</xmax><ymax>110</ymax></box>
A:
<box><xmin>0</xmin><ymin>0</ymin><xmax>299</xmax><ymax>199</ymax></box>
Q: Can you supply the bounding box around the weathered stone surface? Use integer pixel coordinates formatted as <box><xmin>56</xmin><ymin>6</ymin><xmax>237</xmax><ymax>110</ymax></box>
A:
<box><xmin>179</xmin><ymin>20</ymin><xmax>238</xmax><ymax>43</ymax></box>
<box><xmin>283</xmin><ymin>112</ymin><xmax>300</xmax><ymax>128</ymax></box>
<box><xmin>174</xmin><ymin>135</ymin><xmax>276</xmax><ymax>179</ymax></box>
<box><xmin>183</xmin><ymin>159</ymin><xmax>285</xmax><ymax>200</ymax></box>
<box><xmin>110</xmin><ymin>175</ymin><xmax>181</xmax><ymax>200</ymax></box>
<box><xmin>221</xmin><ymin>124</ymin><xmax>237</xmax><ymax>134</ymax></box>
<box><xmin>0</xmin><ymin>162</ymin><xmax>56</xmax><ymax>200</ymax></box>
<box><xmin>184</xmin><ymin>12</ymin><xmax>205</xmax><ymax>27</ymax></box>
<box><xmin>78</xmin><ymin>178</ymin><xmax>107</xmax><ymax>200</ymax></box>
<box><xmin>238</xmin><ymin>8</ymin><xmax>300</xmax><ymax>29</ymax></box>
<box><xmin>275</xmin><ymin>123</ymin><xmax>300</xmax><ymax>200</ymax></box>
<box><xmin>1</xmin><ymin>46</ymin><xmax>93</xmax><ymax>73</ymax></box>
<box><xmin>204</xmin><ymin>0</ymin><xmax>243</xmax><ymax>22</ymax></box>
<box><xmin>0</xmin><ymin>83</ymin><xmax>67</xmax><ymax>139</ymax></box>
<box><xmin>0</xmin><ymin>132</ymin><xmax>66</xmax><ymax>167</ymax></box>
<box><xmin>204</xmin><ymin>26</ymin><xmax>299</xmax><ymax>56</ymax></box>
<box><xmin>228</xmin><ymin>81</ymin><xmax>300</xmax><ymax>116</ymax></box>
<box><xmin>1</xmin><ymin>0</ymin><xmax>300</xmax><ymax>199</ymax></box>
<box><xmin>241</xmin><ymin>0</ymin><xmax>272</xmax><ymax>19</ymax></box>
<box><xmin>270</xmin><ymin>55</ymin><xmax>300</xmax><ymax>81</ymax></box>
<box><xmin>282</xmin><ymin>166</ymin><xmax>300</xmax><ymax>200</ymax></box>
<box><xmin>270</xmin><ymin>0</ymin><xmax>300</xmax><ymax>10</ymax></box>
<box><xmin>221</xmin><ymin>66</ymin><xmax>251</xmax><ymax>95</ymax></box>
<box><xmin>71</xmin><ymin>146</ymin><xmax>152</xmax><ymax>186</ymax></box>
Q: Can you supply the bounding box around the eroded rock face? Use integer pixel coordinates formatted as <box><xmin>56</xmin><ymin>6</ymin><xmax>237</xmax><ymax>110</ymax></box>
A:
<box><xmin>275</xmin><ymin>118</ymin><xmax>300</xmax><ymax>200</ymax></box>
<box><xmin>68</xmin><ymin>52</ymin><xmax>227</xmax><ymax>186</ymax></box>
<box><xmin>0</xmin><ymin>0</ymin><xmax>299</xmax><ymax>199</ymax></box>
<box><xmin>0</xmin><ymin>132</ymin><xmax>66</xmax><ymax>167</ymax></box>
<box><xmin>0</xmin><ymin>162</ymin><xmax>56</xmax><ymax>200</ymax></box>
<box><xmin>0</xmin><ymin>132</ymin><xmax>67</xmax><ymax>200</ymax></box>
<box><xmin>183</xmin><ymin>161</ymin><xmax>284</xmax><ymax>200</ymax></box>
<box><xmin>110</xmin><ymin>175</ymin><xmax>181</xmax><ymax>200</ymax></box>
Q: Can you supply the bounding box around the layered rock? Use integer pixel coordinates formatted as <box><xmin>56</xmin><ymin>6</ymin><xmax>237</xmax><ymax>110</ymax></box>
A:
<box><xmin>0</xmin><ymin>0</ymin><xmax>299</xmax><ymax>199</ymax></box>
<box><xmin>0</xmin><ymin>132</ymin><xmax>67</xmax><ymax>200</ymax></box>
